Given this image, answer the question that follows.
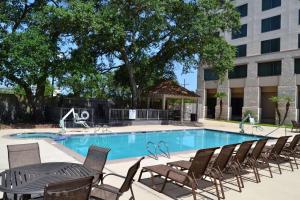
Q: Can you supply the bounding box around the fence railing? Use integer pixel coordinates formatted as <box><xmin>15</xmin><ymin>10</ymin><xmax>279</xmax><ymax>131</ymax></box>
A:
<box><xmin>109</xmin><ymin>109</ymin><xmax>174</xmax><ymax>121</ymax></box>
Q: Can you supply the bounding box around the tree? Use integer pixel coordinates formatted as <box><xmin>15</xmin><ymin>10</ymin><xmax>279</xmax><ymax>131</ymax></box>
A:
<box><xmin>270</xmin><ymin>96</ymin><xmax>281</xmax><ymax>125</ymax></box>
<box><xmin>270</xmin><ymin>95</ymin><xmax>292</xmax><ymax>125</ymax></box>
<box><xmin>281</xmin><ymin>96</ymin><xmax>292</xmax><ymax>125</ymax></box>
<box><xmin>0</xmin><ymin>1</ymin><xmax>68</xmax><ymax>121</ymax></box>
<box><xmin>0</xmin><ymin>1</ymin><xmax>97</xmax><ymax>122</ymax></box>
<box><xmin>215</xmin><ymin>92</ymin><xmax>227</xmax><ymax>120</ymax></box>
<box><xmin>79</xmin><ymin>0</ymin><xmax>240</xmax><ymax>107</ymax></box>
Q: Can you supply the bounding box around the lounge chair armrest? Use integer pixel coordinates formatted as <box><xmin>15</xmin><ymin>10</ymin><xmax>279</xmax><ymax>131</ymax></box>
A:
<box><xmin>165</xmin><ymin>168</ymin><xmax>195</xmax><ymax>187</ymax></box>
<box><xmin>103</xmin><ymin>173</ymin><xmax>126</xmax><ymax>180</ymax></box>
<box><xmin>93</xmin><ymin>185</ymin><xmax>122</xmax><ymax>195</ymax></box>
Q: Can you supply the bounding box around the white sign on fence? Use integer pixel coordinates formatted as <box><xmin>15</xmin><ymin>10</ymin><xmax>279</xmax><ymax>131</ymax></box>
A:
<box><xmin>129</xmin><ymin>109</ymin><xmax>137</xmax><ymax>119</ymax></box>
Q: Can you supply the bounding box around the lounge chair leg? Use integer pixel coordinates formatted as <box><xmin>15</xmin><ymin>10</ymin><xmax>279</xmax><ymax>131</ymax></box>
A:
<box><xmin>289</xmin><ymin>160</ymin><xmax>294</xmax><ymax>171</ymax></box>
<box><xmin>160</xmin><ymin>178</ymin><xmax>168</xmax><ymax>193</ymax></box>
<box><xmin>129</xmin><ymin>186</ymin><xmax>135</xmax><ymax>200</ymax></box>
<box><xmin>267</xmin><ymin>163</ymin><xmax>273</xmax><ymax>178</ymax></box>
<box><xmin>294</xmin><ymin>156</ymin><xmax>299</xmax><ymax>169</ymax></box>
<box><xmin>191</xmin><ymin>187</ymin><xmax>197</xmax><ymax>200</ymax></box>
<box><xmin>138</xmin><ymin>169</ymin><xmax>144</xmax><ymax>181</ymax></box>
<box><xmin>277</xmin><ymin>163</ymin><xmax>282</xmax><ymax>174</ymax></box>
<box><xmin>213</xmin><ymin>177</ymin><xmax>222</xmax><ymax>200</ymax></box>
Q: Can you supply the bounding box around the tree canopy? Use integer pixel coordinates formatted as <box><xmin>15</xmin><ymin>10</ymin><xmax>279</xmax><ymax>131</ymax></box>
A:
<box><xmin>0</xmin><ymin>0</ymin><xmax>240</xmax><ymax>122</ymax></box>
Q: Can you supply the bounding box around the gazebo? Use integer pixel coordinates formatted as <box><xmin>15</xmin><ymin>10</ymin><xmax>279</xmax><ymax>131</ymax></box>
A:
<box><xmin>147</xmin><ymin>80</ymin><xmax>200</xmax><ymax>122</ymax></box>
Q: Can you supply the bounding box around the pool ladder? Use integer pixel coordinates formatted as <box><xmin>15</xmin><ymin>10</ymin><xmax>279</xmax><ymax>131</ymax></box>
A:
<box><xmin>146</xmin><ymin>141</ymin><xmax>170</xmax><ymax>160</ymax></box>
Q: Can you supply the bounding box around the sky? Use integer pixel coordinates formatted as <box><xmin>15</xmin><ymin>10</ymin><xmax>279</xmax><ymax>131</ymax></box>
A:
<box><xmin>174</xmin><ymin>66</ymin><xmax>197</xmax><ymax>92</ymax></box>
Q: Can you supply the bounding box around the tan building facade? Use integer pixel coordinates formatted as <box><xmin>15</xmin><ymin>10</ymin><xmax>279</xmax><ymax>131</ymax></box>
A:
<box><xmin>197</xmin><ymin>0</ymin><xmax>300</xmax><ymax>124</ymax></box>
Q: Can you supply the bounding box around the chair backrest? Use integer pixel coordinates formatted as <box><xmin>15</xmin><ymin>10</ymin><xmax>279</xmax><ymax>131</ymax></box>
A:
<box><xmin>83</xmin><ymin>145</ymin><xmax>110</xmax><ymax>173</ymax></box>
<box><xmin>251</xmin><ymin>139</ymin><xmax>268</xmax><ymax>160</ymax></box>
<box><xmin>286</xmin><ymin>134</ymin><xmax>300</xmax><ymax>151</ymax></box>
<box><xmin>7</xmin><ymin>143</ymin><xmax>41</xmax><ymax>169</ymax></box>
<box><xmin>235</xmin><ymin>140</ymin><xmax>254</xmax><ymax>164</ymax></box>
<box><xmin>119</xmin><ymin>157</ymin><xmax>144</xmax><ymax>193</ymax></box>
<box><xmin>270</xmin><ymin>136</ymin><xmax>290</xmax><ymax>156</ymax></box>
<box><xmin>44</xmin><ymin>176</ymin><xmax>93</xmax><ymax>200</ymax></box>
<box><xmin>188</xmin><ymin>147</ymin><xmax>218</xmax><ymax>180</ymax></box>
<box><xmin>212</xmin><ymin>144</ymin><xmax>237</xmax><ymax>171</ymax></box>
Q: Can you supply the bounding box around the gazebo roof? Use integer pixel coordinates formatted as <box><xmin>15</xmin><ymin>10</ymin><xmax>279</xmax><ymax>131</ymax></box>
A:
<box><xmin>148</xmin><ymin>80</ymin><xmax>199</xmax><ymax>98</ymax></box>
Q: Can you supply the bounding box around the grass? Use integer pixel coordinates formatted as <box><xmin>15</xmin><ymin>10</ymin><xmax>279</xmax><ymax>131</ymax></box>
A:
<box><xmin>205</xmin><ymin>118</ymin><xmax>292</xmax><ymax>128</ymax></box>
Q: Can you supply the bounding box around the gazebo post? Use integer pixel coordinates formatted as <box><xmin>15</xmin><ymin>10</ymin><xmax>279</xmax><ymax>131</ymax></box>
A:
<box><xmin>162</xmin><ymin>95</ymin><xmax>166</xmax><ymax>110</ymax></box>
<box><xmin>181</xmin><ymin>98</ymin><xmax>184</xmax><ymax>123</ymax></box>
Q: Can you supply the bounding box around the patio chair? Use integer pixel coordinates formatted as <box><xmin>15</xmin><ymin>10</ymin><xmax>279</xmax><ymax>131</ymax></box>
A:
<box><xmin>280</xmin><ymin>134</ymin><xmax>300</xmax><ymax>169</ymax></box>
<box><xmin>291</xmin><ymin>120</ymin><xmax>300</xmax><ymax>132</ymax></box>
<box><xmin>36</xmin><ymin>176</ymin><xmax>94</xmax><ymax>200</ymax></box>
<box><xmin>241</xmin><ymin>139</ymin><xmax>269</xmax><ymax>183</ymax></box>
<box><xmin>90</xmin><ymin>157</ymin><xmax>144</xmax><ymax>200</ymax></box>
<box><xmin>259</xmin><ymin>136</ymin><xmax>292</xmax><ymax>175</ymax></box>
<box><xmin>83</xmin><ymin>145</ymin><xmax>110</xmax><ymax>184</ymax></box>
<box><xmin>138</xmin><ymin>147</ymin><xmax>218</xmax><ymax>200</ymax></box>
<box><xmin>7</xmin><ymin>143</ymin><xmax>41</xmax><ymax>169</ymax></box>
<box><xmin>5</xmin><ymin>143</ymin><xmax>41</xmax><ymax>200</ymax></box>
<box><xmin>167</xmin><ymin>144</ymin><xmax>240</xmax><ymax>199</ymax></box>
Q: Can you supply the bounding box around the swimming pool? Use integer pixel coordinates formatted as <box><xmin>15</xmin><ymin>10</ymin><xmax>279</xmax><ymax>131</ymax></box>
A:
<box><xmin>12</xmin><ymin>129</ymin><xmax>265</xmax><ymax>160</ymax></box>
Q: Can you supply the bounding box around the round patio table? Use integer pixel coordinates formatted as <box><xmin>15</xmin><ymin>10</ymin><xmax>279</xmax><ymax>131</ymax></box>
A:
<box><xmin>0</xmin><ymin>162</ymin><xmax>97</xmax><ymax>196</ymax></box>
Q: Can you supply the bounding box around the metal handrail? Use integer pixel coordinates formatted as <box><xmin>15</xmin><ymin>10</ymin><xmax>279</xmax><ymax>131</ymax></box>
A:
<box><xmin>146</xmin><ymin>141</ymin><xmax>158</xmax><ymax>160</ymax></box>
<box><xmin>157</xmin><ymin>140</ymin><xmax>170</xmax><ymax>159</ymax></box>
<box><xmin>264</xmin><ymin>125</ymin><xmax>287</xmax><ymax>137</ymax></box>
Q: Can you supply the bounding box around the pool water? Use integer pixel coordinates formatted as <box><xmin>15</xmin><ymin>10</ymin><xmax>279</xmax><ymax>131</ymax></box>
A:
<box><xmin>13</xmin><ymin>129</ymin><xmax>264</xmax><ymax>160</ymax></box>
<box><xmin>57</xmin><ymin>129</ymin><xmax>263</xmax><ymax>160</ymax></box>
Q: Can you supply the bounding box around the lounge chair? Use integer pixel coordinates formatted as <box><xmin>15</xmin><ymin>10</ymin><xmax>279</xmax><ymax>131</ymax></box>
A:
<box><xmin>35</xmin><ymin>176</ymin><xmax>94</xmax><ymax>200</ymax></box>
<box><xmin>241</xmin><ymin>139</ymin><xmax>269</xmax><ymax>183</ymax></box>
<box><xmin>138</xmin><ymin>147</ymin><xmax>218</xmax><ymax>200</ymax></box>
<box><xmin>259</xmin><ymin>136</ymin><xmax>292</xmax><ymax>175</ymax></box>
<box><xmin>90</xmin><ymin>157</ymin><xmax>144</xmax><ymax>200</ymax></box>
<box><xmin>230</xmin><ymin>141</ymin><xmax>255</xmax><ymax>187</ymax></box>
<box><xmin>83</xmin><ymin>145</ymin><xmax>110</xmax><ymax>184</ymax></box>
<box><xmin>168</xmin><ymin>144</ymin><xmax>240</xmax><ymax>199</ymax></box>
<box><xmin>280</xmin><ymin>134</ymin><xmax>300</xmax><ymax>169</ymax></box>
<box><xmin>7</xmin><ymin>143</ymin><xmax>41</xmax><ymax>169</ymax></box>
<box><xmin>291</xmin><ymin>120</ymin><xmax>300</xmax><ymax>132</ymax></box>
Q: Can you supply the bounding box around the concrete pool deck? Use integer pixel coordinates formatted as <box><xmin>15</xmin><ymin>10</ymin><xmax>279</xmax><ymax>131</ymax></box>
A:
<box><xmin>0</xmin><ymin>120</ymin><xmax>299</xmax><ymax>200</ymax></box>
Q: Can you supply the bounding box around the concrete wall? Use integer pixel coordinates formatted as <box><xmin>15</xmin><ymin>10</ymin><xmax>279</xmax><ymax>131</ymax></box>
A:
<box><xmin>197</xmin><ymin>0</ymin><xmax>300</xmax><ymax>124</ymax></box>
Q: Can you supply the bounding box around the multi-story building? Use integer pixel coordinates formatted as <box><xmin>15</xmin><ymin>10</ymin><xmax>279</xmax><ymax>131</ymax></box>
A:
<box><xmin>197</xmin><ymin>0</ymin><xmax>300</xmax><ymax>124</ymax></box>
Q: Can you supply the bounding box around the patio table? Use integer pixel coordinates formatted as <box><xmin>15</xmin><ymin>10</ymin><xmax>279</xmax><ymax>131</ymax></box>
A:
<box><xmin>0</xmin><ymin>162</ymin><xmax>97</xmax><ymax>199</ymax></box>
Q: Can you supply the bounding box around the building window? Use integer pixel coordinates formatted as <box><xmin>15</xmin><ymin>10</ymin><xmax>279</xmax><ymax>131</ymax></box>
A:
<box><xmin>261</xmin><ymin>15</ymin><xmax>281</xmax><ymax>33</ymax></box>
<box><xmin>236</xmin><ymin>4</ymin><xmax>248</xmax><ymax>17</ymax></box>
<box><xmin>258</xmin><ymin>61</ymin><xmax>281</xmax><ymax>77</ymax></box>
<box><xmin>298</xmin><ymin>34</ymin><xmax>300</xmax><ymax>48</ymax></box>
<box><xmin>262</xmin><ymin>0</ymin><xmax>281</xmax><ymax>11</ymax></box>
<box><xmin>204</xmin><ymin>69</ymin><xmax>218</xmax><ymax>81</ymax></box>
<box><xmin>295</xmin><ymin>59</ymin><xmax>300</xmax><ymax>74</ymax></box>
<box><xmin>228</xmin><ymin>65</ymin><xmax>247</xmax><ymax>79</ymax></box>
<box><xmin>232</xmin><ymin>24</ymin><xmax>247</xmax><ymax>39</ymax></box>
<box><xmin>261</xmin><ymin>38</ymin><xmax>280</xmax><ymax>54</ymax></box>
<box><xmin>299</xmin><ymin>10</ymin><xmax>300</xmax><ymax>24</ymax></box>
<box><xmin>236</xmin><ymin>44</ymin><xmax>247</xmax><ymax>57</ymax></box>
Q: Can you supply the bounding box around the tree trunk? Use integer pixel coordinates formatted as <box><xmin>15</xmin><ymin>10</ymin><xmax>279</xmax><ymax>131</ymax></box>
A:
<box><xmin>275</xmin><ymin>102</ymin><xmax>281</xmax><ymax>125</ymax></box>
<box><xmin>218</xmin><ymin>99</ymin><xmax>223</xmax><ymax>120</ymax></box>
<box><xmin>24</xmin><ymin>83</ymin><xmax>46</xmax><ymax>123</ymax></box>
<box><xmin>126</xmin><ymin>63</ymin><xmax>138</xmax><ymax>108</ymax></box>
<box><xmin>280</xmin><ymin>102</ymin><xmax>290</xmax><ymax>125</ymax></box>
<box><xmin>120</xmin><ymin>47</ymin><xmax>138</xmax><ymax>108</ymax></box>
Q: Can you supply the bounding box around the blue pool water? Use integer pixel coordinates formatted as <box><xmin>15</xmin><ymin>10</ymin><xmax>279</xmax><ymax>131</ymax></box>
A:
<box><xmin>13</xmin><ymin>129</ymin><xmax>264</xmax><ymax>160</ymax></box>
